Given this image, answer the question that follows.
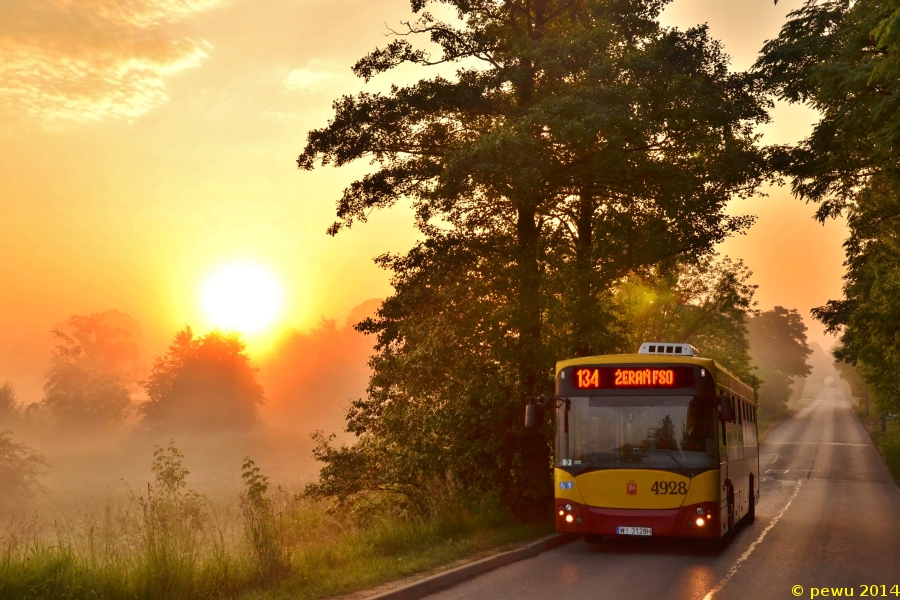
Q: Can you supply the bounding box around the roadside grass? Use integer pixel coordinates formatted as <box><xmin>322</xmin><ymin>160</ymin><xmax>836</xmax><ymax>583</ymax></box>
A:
<box><xmin>869</xmin><ymin>418</ymin><xmax>900</xmax><ymax>485</ymax></box>
<box><xmin>0</xmin><ymin>450</ymin><xmax>551</xmax><ymax>600</ymax></box>
<box><xmin>757</xmin><ymin>417</ymin><xmax>779</xmax><ymax>440</ymax></box>
<box><xmin>758</xmin><ymin>409</ymin><xmax>794</xmax><ymax>442</ymax></box>
<box><xmin>854</xmin><ymin>404</ymin><xmax>900</xmax><ymax>485</ymax></box>
<box><xmin>266</xmin><ymin>509</ymin><xmax>549</xmax><ymax>600</ymax></box>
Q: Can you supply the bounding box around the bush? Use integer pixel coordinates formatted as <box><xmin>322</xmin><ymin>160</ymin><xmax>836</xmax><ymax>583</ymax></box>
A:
<box><xmin>136</xmin><ymin>441</ymin><xmax>210</xmax><ymax>594</ymax></box>
<box><xmin>240</xmin><ymin>458</ymin><xmax>288</xmax><ymax>582</ymax></box>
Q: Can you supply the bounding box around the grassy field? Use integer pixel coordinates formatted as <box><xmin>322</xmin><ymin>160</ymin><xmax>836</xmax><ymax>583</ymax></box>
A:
<box><xmin>0</xmin><ymin>447</ymin><xmax>551</xmax><ymax>600</ymax></box>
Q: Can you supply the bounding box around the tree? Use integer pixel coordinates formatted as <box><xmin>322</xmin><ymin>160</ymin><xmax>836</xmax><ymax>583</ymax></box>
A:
<box><xmin>0</xmin><ymin>430</ymin><xmax>47</xmax><ymax>510</ymax></box>
<box><xmin>747</xmin><ymin>307</ymin><xmax>812</xmax><ymax>419</ymax></box>
<box><xmin>299</xmin><ymin>0</ymin><xmax>770</xmax><ymax>514</ymax></box>
<box><xmin>756</xmin><ymin>0</ymin><xmax>900</xmax><ymax>414</ymax></box>
<box><xmin>617</xmin><ymin>255</ymin><xmax>759</xmax><ymax>385</ymax></box>
<box><xmin>0</xmin><ymin>382</ymin><xmax>19</xmax><ymax>425</ymax></box>
<box><xmin>40</xmin><ymin>311</ymin><xmax>141</xmax><ymax>434</ymax></box>
<box><xmin>833</xmin><ymin>355</ymin><xmax>872</xmax><ymax>415</ymax></box>
<box><xmin>260</xmin><ymin>309</ymin><xmax>375</xmax><ymax>436</ymax></box>
<box><xmin>140</xmin><ymin>328</ymin><xmax>264</xmax><ymax>433</ymax></box>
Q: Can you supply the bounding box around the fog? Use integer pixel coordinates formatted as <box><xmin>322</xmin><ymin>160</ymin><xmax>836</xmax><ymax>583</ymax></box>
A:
<box><xmin>0</xmin><ymin>301</ymin><xmax>379</xmax><ymax>528</ymax></box>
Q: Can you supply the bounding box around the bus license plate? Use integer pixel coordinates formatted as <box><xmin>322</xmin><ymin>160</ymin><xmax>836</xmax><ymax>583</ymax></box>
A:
<box><xmin>616</xmin><ymin>526</ymin><xmax>652</xmax><ymax>536</ymax></box>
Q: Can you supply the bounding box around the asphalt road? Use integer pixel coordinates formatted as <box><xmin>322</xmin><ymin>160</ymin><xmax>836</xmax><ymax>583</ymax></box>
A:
<box><xmin>428</xmin><ymin>387</ymin><xmax>900</xmax><ymax>600</ymax></box>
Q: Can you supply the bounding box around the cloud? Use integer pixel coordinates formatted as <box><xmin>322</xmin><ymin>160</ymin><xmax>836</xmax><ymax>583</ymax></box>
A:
<box><xmin>281</xmin><ymin>66</ymin><xmax>337</xmax><ymax>92</ymax></box>
<box><xmin>0</xmin><ymin>0</ymin><xmax>227</xmax><ymax>124</ymax></box>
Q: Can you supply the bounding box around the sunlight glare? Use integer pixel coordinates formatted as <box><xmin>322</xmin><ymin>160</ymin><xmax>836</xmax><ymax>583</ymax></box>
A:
<box><xmin>201</xmin><ymin>263</ymin><xmax>283</xmax><ymax>334</ymax></box>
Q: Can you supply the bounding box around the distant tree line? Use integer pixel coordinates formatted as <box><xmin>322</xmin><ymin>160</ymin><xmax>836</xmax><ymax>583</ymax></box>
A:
<box><xmin>0</xmin><ymin>314</ymin><xmax>268</xmax><ymax>508</ymax></box>
<box><xmin>1</xmin><ymin>313</ymin><xmax>265</xmax><ymax>439</ymax></box>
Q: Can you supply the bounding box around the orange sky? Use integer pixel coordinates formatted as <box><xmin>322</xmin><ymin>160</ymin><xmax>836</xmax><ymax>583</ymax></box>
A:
<box><xmin>0</xmin><ymin>0</ymin><xmax>845</xmax><ymax>403</ymax></box>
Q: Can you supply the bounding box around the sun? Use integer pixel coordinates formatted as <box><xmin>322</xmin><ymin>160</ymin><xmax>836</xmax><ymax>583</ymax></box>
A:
<box><xmin>201</xmin><ymin>262</ymin><xmax>284</xmax><ymax>334</ymax></box>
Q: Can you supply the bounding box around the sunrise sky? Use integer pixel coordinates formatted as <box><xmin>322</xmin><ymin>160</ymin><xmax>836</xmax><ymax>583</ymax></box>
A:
<box><xmin>0</xmin><ymin>0</ymin><xmax>846</xmax><ymax>403</ymax></box>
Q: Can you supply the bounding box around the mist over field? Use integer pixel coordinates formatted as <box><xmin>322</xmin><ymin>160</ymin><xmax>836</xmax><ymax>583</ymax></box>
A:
<box><xmin>0</xmin><ymin>300</ymin><xmax>378</xmax><ymax>529</ymax></box>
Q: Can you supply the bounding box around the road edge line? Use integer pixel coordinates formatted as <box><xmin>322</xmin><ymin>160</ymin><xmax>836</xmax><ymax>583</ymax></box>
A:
<box><xmin>701</xmin><ymin>478</ymin><xmax>803</xmax><ymax>600</ymax></box>
<box><xmin>363</xmin><ymin>533</ymin><xmax>576</xmax><ymax>600</ymax></box>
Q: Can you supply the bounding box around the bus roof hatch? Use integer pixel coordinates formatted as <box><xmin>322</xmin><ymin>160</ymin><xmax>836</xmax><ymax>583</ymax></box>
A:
<box><xmin>638</xmin><ymin>343</ymin><xmax>700</xmax><ymax>357</ymax></box>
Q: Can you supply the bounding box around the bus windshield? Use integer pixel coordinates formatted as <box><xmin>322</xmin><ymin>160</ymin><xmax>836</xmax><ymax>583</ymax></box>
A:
<box><xmin>558</xmin><ymin>395</ymin><xmax>717</xmax><ymax>475</ymax></box>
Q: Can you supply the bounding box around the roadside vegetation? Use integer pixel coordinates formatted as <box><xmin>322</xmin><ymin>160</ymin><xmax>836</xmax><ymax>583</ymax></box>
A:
<box><xmin>855</xmin><ymin>403</ymin><xmax>900</xmax><ymax>486</ymax></box>
<box><xmin>747</xmin><ymin>308</ymin><xmax>812</xmax><ymax>421</ymax></box>
<box><xmin>0</xmin><ymin>442</ymin><xmax>549</xmax><ymax>600</ymax></box>
<box><xmin>757</xmin><ymin>413</ymin><xmax>793</xmax><ymax>442</ymax></box>
<box><xmin>870</xmin><ymin>419</ymin><xmax>900</xmax><ymax>485</ymax></box>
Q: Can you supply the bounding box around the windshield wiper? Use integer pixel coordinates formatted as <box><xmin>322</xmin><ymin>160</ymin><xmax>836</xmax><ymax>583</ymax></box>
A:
<box><xmin>657</xmin><ymin>450</ymin><xmax>692</xmax><ymax>475</ymax></box>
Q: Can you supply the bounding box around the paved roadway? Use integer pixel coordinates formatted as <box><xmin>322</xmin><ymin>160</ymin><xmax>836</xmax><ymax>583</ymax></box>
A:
<box><xmin>429</xmin><ymin>387</ymin><xmax>900</xmax><ymax>600</ymax></box>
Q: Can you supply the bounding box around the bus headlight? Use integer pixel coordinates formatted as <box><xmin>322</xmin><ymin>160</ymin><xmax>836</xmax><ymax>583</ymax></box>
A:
<box><xmin>565</xmin><ymin>504</ymin><xmax>572</xmax><ymax>511</ymax></box>
<box><xmin>696</xmin><ymin>507</ymin><xmax>705</xmax><ymax>515</ymax></box>
<box><xmin>695</xmin><ymin>517</ymin><xmax>706</xmax><ymax>527</ymax></box>
<box><xmin>565</xmin><ymin>514</ymin><xmax>575</xmax><ymax>523</ymax></box>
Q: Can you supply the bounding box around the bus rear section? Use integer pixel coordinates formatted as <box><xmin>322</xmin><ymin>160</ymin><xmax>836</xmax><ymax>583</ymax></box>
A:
<box><xmin>547</xmin><ymin>350</ymin><xmax>758</xmax><ymax>540</ymax></box>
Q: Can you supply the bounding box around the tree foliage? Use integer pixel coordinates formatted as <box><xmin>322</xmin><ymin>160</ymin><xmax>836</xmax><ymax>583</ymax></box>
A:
<box><xmin>140</xmin><ymin>328</ymin><xmax>264</xmax><ymax>433</ymax></box>
<box><xmin>0</xmin><ymin>382</ymin><xmax>19</xmax><ymax>426</ymax></box>
<box><xmin>747</xmin><ymin>307</ymin><xmax>813</xmax><ymax>419</ymax></box>
<box><xmin>300</xmin><ymin>0</ymin><xmax>771</xmax><ymax>514</ymax></box>
<box><xmin>41</xmin><ymin>311</ymin><xmax>140</xmax><ymax>434</ymax></box>
<box><xmin>0</xmin><ymin>430</ymin><xmax>47</xmax><ymax>510</ymax></box>
<box><xmin>757</xmin><ymin>0</ymin><xmax>900</xmax><ymax>413</ymax></box>
<box><xmin>833</xmin><ymin>355</ymin><xmax>872</xmax><ymax>414</ymax></box>
<box><xmin>618</xmin><ymin>254</ymin><xmax>759</xmax><ymax>385</ymax></box>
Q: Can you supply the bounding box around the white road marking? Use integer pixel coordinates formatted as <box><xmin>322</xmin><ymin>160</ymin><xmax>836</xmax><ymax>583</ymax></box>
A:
<box><xmin>766</xmin><ymin>442</ymin><xmax>869</xmax><ymax>447</ymax></box>
<box><xmin>701</xmin><ymin>479</ymin><xmax>803</xmax><ymax>600</ymax></box>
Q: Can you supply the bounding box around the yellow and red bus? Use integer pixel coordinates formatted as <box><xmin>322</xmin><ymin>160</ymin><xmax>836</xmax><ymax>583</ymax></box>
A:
<box><xmin>546</xmin><ymin>343</ymin><xmax>759</xmax><ymax>540</ymax></box>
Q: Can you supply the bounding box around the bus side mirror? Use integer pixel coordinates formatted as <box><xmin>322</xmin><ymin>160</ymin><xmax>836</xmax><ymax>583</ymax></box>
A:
<box><xmin>718</xmin><ymin>395</ymin><xmax>735</xmax><ymax>422</ymax></box>
<box><xmin>525</xmin><ymin>404</ymin><xmax>539</xmax><ymax>429</ymax></box>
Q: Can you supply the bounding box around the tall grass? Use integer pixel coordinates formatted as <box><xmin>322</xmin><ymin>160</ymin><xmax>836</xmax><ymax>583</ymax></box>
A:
<box><xmin>0</xmin><ymin>445</ymin><xmax>549</xmax><ymax>600</ymax></box>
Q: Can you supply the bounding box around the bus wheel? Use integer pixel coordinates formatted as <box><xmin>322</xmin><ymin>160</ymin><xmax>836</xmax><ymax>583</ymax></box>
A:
<box><xmin>747</xmin><ymin>476</ymin><xmax>756</xmax><ymax>524</ymax></box>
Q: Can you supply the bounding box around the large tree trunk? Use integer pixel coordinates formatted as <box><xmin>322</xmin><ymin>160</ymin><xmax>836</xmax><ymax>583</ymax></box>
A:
<box><xmin>510</xmin><ymin>202</ymin><xmax>552</xmax><ymax>517</ymax></box>
<box><xmin>574</xmin><ymin>189</ymin><xmax>596</xmax><ymax>357</ymax></box>
<box><xmin>516</xmin><ymin>204</ymin><xmax>543</xmax><ymax>399</ymax></box>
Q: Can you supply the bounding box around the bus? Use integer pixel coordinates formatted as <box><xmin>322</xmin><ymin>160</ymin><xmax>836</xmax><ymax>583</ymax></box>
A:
<box><xmin>534</xmin><ymin>343</ymin><xmax>759</xmax><ymax>540</ymax></box>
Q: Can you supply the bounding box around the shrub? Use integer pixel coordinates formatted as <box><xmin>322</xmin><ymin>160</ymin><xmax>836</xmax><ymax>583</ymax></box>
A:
<box><xmin>136</xmin><ymin>441</ymin><xmax>208</xmax><ymax>593</ymax></box>
<box><xmin>240</xmin><ymin>457</ymin><xmax>289</xmax><ymax>582</ymax></box>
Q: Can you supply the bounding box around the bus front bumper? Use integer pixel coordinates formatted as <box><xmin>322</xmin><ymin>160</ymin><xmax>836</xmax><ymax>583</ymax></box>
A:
<box><xmin>555</xmin><ymin>500</ymin><xmax>720</xmax><ymax>538</ymax></box>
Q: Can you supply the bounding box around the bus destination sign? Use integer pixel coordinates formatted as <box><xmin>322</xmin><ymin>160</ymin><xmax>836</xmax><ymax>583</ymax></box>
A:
<box><xmin>572</xmin><ymin>366</ymin><xmax>695</xmax><ymax>390</ymax></box>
